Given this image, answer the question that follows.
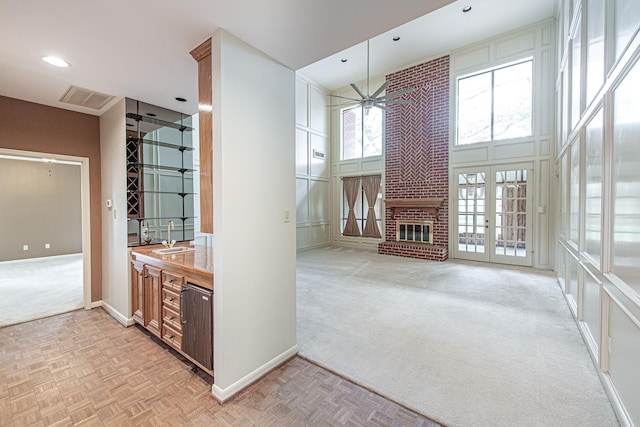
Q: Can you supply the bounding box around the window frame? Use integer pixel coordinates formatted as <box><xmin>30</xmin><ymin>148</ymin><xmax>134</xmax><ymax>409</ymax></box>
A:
<box><xmin>455</xmin><ymin>57</ymin><xmax>534</xmax><ymax>146</ymax></box>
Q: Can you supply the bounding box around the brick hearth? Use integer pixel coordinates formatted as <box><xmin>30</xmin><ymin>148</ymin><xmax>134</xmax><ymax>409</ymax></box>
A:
<box><xmin>378</xmin><ymin>56</ymin><xmax>450</xmax><ymax>261</ymax></box>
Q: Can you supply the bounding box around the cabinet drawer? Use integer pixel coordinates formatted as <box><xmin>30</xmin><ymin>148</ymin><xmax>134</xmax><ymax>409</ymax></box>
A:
<box><xmin>162</xmin><ymin>271</ymin><xmax>184</xmax><ymax>293</ymax></box>
<box><xmin>162</xmin><ymin>287</ymin><xmax>180</xmax><ymax>311</ymax></box>
<box><xmin>162</xmin><ymin>306</ymin><xmax>182</xmax><ymax>333</ymax></box>
<box><xmin>162</xmin><ymin>323</ymin><xmax>182</xmax><ymax>352</ymax></box>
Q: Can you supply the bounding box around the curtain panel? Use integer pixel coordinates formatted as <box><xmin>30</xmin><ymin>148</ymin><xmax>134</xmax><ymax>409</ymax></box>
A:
<box><xmin>362</xmin><ymin>175</ymin><xmax>382</xmax><ymax>238</ymax></box>
<box><xmin>342</xmin><ymin>176</ymin><xmax>362</xmax><ymax>237</ymax></box>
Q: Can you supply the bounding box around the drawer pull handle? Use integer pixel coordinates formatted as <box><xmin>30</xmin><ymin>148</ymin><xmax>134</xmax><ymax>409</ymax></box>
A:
<box><xmin>169</xmin><ymin>335</ymin><xmax>174</xmax><ymax>340</ymax></box>
<box><xmin>169</xmin><ymin>279</ymin><xmax>174</xmax><ymax>283</ymax></box>
<box><xmin>169</xmin><ymin>297</ymin><xmax>174</xmax><ymax>302</ymax></box>
<box><xmin>169</xmin><ymin>316</ymin><xmax>174</xmax><ymax>320</ymax></box>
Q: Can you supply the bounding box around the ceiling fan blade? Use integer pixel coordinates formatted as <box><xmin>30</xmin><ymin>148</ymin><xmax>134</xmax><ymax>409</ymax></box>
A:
<box><xmin>328</xmin><ymin>94</ymin><xmax>361</xmax><ymax>102</ymax></box>
<box><xmin>370</xmin><ymin>81</ymin><xmax>389</xmax><ymax>99</ymax></box>
<box><xmin>350</xmin><ymin>83</ymin><xmax>366</xmax><ymax>100</ymax></box>
<box><xmin>326</xmin><ymin>101</ymin><xmax>358</xmax><ymax>108</ymax></box>
<box><xmin>373</xmin><ymin>103</ymin><xmax>392</xmax><ymax>112</ymax></box>
<box><xmin>381</xmin><ymin>99</ymin><xmax>411</xmax><ymax>105</ymax></box>
<box><xmin>378</xmin><ymin>87</ymin><xmax>415</xmax><ymax>100</ymax></box>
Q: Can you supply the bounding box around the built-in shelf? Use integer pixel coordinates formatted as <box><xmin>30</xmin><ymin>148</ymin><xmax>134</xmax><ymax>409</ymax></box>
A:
<box><xmin>127</xmin><ymin>163</ymin><xmax>194</xmax><ymax>173</ymax></box>
<box><xmin>127</xmin><ymin>137</ymin><xmax>194</xmax><ymax>152</ymax></box>
<box><xmin>384</xmin><ymin>198</ymin><xmax>445</xmax><ymax>220</ymax></box>
<box><xmin>126</xmin><ymin>98</ymin><xmax>196</xmax><ymax>247</ymax></box>
<box><xmin>126</xmin><ymin>112</ymin><xmax>194</xmax><ymax>132</ymax></box>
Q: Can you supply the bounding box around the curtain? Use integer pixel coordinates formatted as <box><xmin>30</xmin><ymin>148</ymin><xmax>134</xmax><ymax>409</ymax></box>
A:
<box><xmin>342</xmin><ymin>176</ymin><xmax>361</xmax><ymax>237</ymax></box>
<box><xmin>361</xmin><ymin>174</ymin><xmax>382</xmax><ymax>238</ymax></box>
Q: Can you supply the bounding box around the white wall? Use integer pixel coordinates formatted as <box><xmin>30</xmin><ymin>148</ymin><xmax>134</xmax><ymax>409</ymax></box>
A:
<box><xmin>210</xmin><ymin>29</ymin><xmax>297</xmax><ymax>400</ymax></box>
<box><xmin>295</xmin><ymin>75</ymin><xmax>331</xmax><ymax>250</ymax></box>
<box><xmin>555</xmin><ymin>0</ymin><xmax>640</xmax><ymax>425</ymax></box>
<box><xmin>99</xmin><ymin>99</ymin><xmax>130</xmax><ymax>325</ymax></box>
<box><xmin>449</xmin><ymin>20</ymin><xmax>556</xmax><ymax>269</ymax></box>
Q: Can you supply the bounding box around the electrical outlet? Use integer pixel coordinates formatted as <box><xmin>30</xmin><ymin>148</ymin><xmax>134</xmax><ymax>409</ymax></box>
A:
<box><xmin>283</xmin><ymin>210</ymin><xmax>290</xmax><ymax>223</ymax></box>
<box><xmin>23</xmin><ymin>244</ymin><xmax>28</xmax><ymax>251</ymax></box>
<box><xmin>45</xmin><ymin>243</ymin><xmax>51</xmax><ymax>249</ymax></box>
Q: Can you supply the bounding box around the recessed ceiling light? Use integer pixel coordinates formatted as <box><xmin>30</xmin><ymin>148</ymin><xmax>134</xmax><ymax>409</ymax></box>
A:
<box><xmin>393</xmin><ymin>36</ymin><xmax>401</xmax><ymax>41</ymax></box>
<box><xmin>175</xmin><ymin>97</ymin><xmax>187</xmax><ymax>102</ymax></box>
<box><xmin>462</xmin><ymin>6</ymin><xmax>472</xmax><ymax>12</ymax></box>
<box><xmin>341</xmin><ymin>58</ymin><xmax>348</xmax><ymax>63</ymax></box>
<box><xmin>42</xmin><ymin>56</ymin><xmax>70</xmax><ymax>68</ymax></box>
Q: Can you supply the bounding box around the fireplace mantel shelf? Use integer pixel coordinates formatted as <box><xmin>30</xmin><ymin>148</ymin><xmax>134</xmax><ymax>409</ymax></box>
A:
<box><xmin>384</xmin><ymin>198</ymin><xmax>445</xmax><ymax>220</ymax></box>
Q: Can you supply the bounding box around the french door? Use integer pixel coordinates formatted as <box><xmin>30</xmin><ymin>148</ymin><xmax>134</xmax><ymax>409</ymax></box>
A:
<box><xmin>453</xmin><ymin>163</ymin><xmax>533</xmax><ymax>266</ymax></box>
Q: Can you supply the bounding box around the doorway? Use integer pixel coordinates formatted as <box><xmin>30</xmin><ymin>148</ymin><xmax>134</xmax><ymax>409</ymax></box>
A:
<box><xmin>0</xmin><ymin>149</ymin><xmax>91</xmax><ymax>326</ymax></box>
<box><xmin>453</xmin><ymin>163</ymin><xmax>533</xmax><ymax>266</ymax></box>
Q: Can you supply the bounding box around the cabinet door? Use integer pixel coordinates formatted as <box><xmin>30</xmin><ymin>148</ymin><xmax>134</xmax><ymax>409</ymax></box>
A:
<box><xmin>131</xmin><ymin>260</ymin><xmax>145</xmax><ymax>325</ymax></box>
<box><xmin>144</xmin><ymin>265</ymin><xmax>162</xmax><ymax>338</ymax></box>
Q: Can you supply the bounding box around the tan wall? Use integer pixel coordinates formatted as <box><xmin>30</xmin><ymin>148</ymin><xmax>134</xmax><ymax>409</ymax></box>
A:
<box><xmin>0</xmin><ymin>96</ymin><xmax>102</xmax><ymax>301</ymax></box>
<box><xmin>0</xmin><ymin>159</ymin><xmax>82</xmax><ymax>260</ymax></box>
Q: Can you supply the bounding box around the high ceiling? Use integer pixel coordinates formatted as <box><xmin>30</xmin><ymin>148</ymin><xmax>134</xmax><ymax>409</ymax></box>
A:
<box><xmin>0</xmin><ymin>0</ymin><xmax>556</xmax><ymax>117</ymax></box>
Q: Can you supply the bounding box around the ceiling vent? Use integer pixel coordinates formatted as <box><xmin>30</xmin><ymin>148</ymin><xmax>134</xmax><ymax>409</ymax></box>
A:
<box><xmin>59</xmin><ymin>85</ymin><xmax>115</xmax><ymax>110</ymax></box>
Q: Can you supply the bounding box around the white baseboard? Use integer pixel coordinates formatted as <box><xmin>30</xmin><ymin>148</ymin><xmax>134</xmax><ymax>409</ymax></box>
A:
<box><xmin>90</xmin><ymin>300</ymin><xmax>102</xmax><ymax>309</ymax></box>
<box><xmin>101</xmin><ymin>301</ymin><xmax>135</xmax><ymax>327</ymax></box>
<box><xmin>211</xmin><ymin>345</ymin><xmax>298</xmax><ymax>403</ymax></box>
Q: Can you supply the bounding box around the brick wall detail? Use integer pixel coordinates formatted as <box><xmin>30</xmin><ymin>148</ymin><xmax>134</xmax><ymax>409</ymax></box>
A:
<box><xmin>378</xmin><ymin>55</ymin><xmax>450</xmax><ymax>261</ymax></box>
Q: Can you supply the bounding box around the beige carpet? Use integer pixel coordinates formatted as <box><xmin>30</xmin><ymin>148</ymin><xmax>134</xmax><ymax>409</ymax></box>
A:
<box><xmin>296</xmin><ymin>246</ymin><xmax>619</xmax><ymax>427</ymax></box>
<box><xmin>0</xmin><ymin>254</ymin><xmax>83</xmax><ymax>327</ymax></box>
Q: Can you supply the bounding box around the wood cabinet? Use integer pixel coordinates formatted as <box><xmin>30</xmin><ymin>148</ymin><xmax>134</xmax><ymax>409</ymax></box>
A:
<box><xmin>144</xmin><ymin>265</ymin><xmax>162</xmax><ymax>338</ymax></box>
<box><xmin>131</xmin><ymin>260</ymin><xmax>145</xmax><ymax>325</ymax></box>
<box><xmin>130</xmin><ymin>245</ymin><xmax>214</xmax><ymax>377</ymax></box>
<box><xmin>161</xmin><ymin>271</ymin><xmax>183</xmax><ymax>352</ymax></box>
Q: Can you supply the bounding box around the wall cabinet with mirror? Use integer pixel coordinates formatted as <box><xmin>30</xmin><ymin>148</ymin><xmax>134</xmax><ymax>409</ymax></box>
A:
<box><xmin>126</xmin><ymin>98</ymin><xmax>196</xmax><ymax>246</ymax></box>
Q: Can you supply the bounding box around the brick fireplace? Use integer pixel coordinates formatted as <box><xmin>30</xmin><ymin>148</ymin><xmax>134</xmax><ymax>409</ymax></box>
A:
<box><xmin>378</xmin><ymin>56</ymin><xmax>450</xmax><ymax>261</ymax></box>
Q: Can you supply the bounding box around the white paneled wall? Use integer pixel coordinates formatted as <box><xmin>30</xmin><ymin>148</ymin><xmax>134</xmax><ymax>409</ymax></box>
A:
<box><xmin>556</xmin><ymin>0</ymin><xmax>640</xmax><ymax>425</ymax></box>
<box><xmin>295</xmin><ymin>75</ymin><xmax>331</xmax><ymax>250</ymax></box>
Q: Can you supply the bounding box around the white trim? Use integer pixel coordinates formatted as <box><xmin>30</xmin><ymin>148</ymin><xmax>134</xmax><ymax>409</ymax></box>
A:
<box><xmin>90</xmin><ymin>300</ymin><xmax>103</xmax><ymax>309</ymax></box>
<box><xmin>101</xmin><ymin>300</ymin><xmax>134</xmax><ymax>327</ymax></box>
<box><xmin>0</xmin><ymin>148</ymin><xmax>92</xmax><ymax>310</ymax></box>
<box><xmin>211</xmin><ymin>345</ymin><xmax>298</xmax><ymax>403</ymax></box>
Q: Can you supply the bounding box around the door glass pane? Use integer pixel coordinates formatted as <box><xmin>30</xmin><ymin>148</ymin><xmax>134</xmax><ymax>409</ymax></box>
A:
<box><xmin>612</xmin><ymin>59</ymin><xmax>640</xmax><ymax>292</ymax></box>
<box><xmin>571</xmin><ymin>17</ymin><xmax>582</xmax><ymax>131</ymax></box>
<box><xmin>570</xmin><ymin>141</ymin><xmax>580</xmax><ymax>244</ymax></box>
<box><xmin>457</xmin><ymin>172</ymin><xmax>486</xmax><ymax>253</ymax></box>
<box><xmin>585</xmin><ymin>108</ymin><xmax>603</xmax><ymax>264</ymax></box>
<box><xmin>495</xmin><ymin>169</ymin><xmax>527</xmax><ymax>257</ymax></box>
<box><xmin>586</xmin><ymin>0</ymin><xmax>605</xmax><ymax>104</ymax></box>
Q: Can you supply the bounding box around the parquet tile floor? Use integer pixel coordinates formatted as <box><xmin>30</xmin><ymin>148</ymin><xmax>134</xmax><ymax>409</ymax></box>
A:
<box><xmin>0</xmin><ymin>308</ymin><xmax>441</xmax><ymax>426</ymax></box>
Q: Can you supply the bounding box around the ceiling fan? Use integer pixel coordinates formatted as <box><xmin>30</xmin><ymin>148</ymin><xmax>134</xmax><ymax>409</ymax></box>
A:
<box><xmin>329</xmin><ymin>39</ymin><xmax>414</xmax><ymax>112</ymax></box>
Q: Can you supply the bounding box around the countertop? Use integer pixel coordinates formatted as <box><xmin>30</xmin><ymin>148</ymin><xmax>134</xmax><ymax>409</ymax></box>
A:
<box><xmin>131</xmin><ymin>243</ymin><xmax>214</xmax><ymax>288</ymax></box>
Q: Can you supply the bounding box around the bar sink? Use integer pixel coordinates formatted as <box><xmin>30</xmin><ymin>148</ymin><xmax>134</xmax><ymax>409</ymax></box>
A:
<box><xmin>152</xmin><ymin>246</ymin><xmax>196</xmax><ymax>255</ymax></box>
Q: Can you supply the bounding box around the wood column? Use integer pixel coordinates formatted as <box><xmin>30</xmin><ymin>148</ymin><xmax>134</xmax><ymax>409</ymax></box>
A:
<box><xmin>190</xmin><ymin>38</ymin><xmax>213</xmax><ymax>234</ymax></box>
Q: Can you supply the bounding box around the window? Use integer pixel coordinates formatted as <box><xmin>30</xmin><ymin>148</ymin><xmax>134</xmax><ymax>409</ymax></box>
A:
<box><xmin>341</xmin><ymin>106</ymin><xmax>383</xmax><ymax>160</ymax></box>
<box><xmin>341</xmin><ymin>176</ymin><xmax>382</xmax><ymax>238</ymax></box>
<box><xmin>457</xmin><ymin>59</ymin><xmax>533</xmax><ymax>145</ymax></box>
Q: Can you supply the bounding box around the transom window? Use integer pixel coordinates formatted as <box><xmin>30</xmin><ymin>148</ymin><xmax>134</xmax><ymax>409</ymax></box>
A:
<box><xmin>341</xmin><ymin>106</ymin><xmax>383</xmax><ymax>160</ymax></box>
<box><xmin>457</xmin><ymin>58</ymin><xmax>533</xmax><ymax>145</ymax></box>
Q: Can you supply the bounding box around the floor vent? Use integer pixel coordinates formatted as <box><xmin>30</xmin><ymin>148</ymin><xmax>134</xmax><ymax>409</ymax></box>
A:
<box><xmin>59</xmin><ymin>85</ymin><xmax>115</xmax><ymax>110</ymax></box>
